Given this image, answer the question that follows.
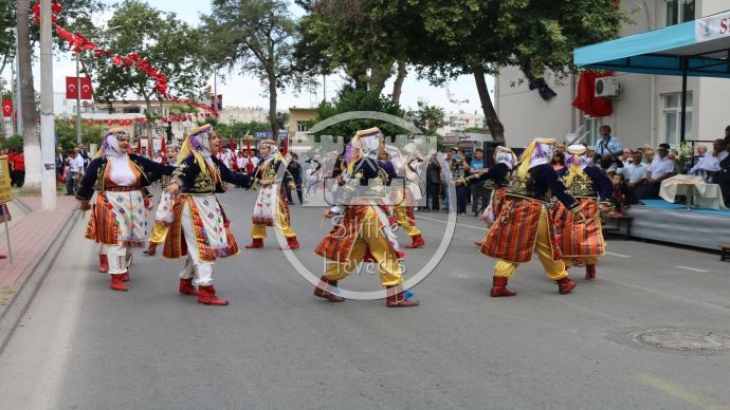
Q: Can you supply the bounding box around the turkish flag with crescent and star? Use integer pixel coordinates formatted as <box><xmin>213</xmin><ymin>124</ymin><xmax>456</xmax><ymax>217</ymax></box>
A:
<box><xmin>2</xmin><ymin>99</ymin><xmax>11</xmax><ymax>118</ymax></box>
<box><xmin>66</xmin><ymin>77</ymin><xmax>94</xmax><ymax>100</ymax></box>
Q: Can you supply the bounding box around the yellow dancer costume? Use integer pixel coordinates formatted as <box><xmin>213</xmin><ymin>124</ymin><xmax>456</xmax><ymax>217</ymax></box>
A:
<box><xmin>480</xmin><ymin>138</ymin><xmax>582</xmax><ymax>297</ymax></box>
<box><xmin>313</xmin><ymin>127</ymin><xmax>420</xmax><ymax>307</ymax></box>
<box><xmin>245</xmin><ymin>139</ymin><xmax>299</xmax><ymax>250</ymax></box>
<box><xmin>143</xmin><ymin>144</ymin><xmax>181</xmax><ymax>256</ymax></box>
<box><xmin>388</xmin><ymin>143</ymin><xmax>425</xmax><ymax>248</ymax></box>
<box><xmin>552</xmin><ymin>145</ymin><xmax>614</xmax><ymax>280</ymax></box>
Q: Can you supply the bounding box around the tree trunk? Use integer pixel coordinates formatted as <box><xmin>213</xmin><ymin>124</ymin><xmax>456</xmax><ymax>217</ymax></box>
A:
<box><xmin>368</xmin><ymin>63</ymin><xmax>392</xmax><ymax>96</ymax></box>
<box><xmin>391</xmin><ymin>60</ymin><xmax>407</xmax><ymax>106</ymax></box>
<box><xmin>268</xmin><ymin>70</ymin><xmax>279</xmax><ymax>141</ymax></box>
<box><xmin>17</xmin><ymin>0</ymin><xmax>41</xmax><ymax>188</ymax></box>
<box><xmin>473</xmin><ymin>64</ymin><xmax>504</xmax><ymax>140</ymax></box>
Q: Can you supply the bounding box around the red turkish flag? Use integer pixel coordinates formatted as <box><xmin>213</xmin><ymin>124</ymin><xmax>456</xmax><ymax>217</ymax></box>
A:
<box><xmin>66</xmin><ymin>77</ymin><xmax>94</xmax><ymax>99</ymax></box>
<box><xmin>572</xmin><ymin>70</ymin><xmax>613</xmax><ymax>118</ymax></box>
<box><xmin>2</xmin><ymin>99</ymin><xmax>12</xmax><ymax>118</ymax></box>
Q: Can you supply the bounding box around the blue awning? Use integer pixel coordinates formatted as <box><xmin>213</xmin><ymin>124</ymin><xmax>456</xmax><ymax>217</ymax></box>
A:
<box><xmin>574</xmin><ymin>11</ymin><xmax>730</xmax><ymax>78</ymax></box>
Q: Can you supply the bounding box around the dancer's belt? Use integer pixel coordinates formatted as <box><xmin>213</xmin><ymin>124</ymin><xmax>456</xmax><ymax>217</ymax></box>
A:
<box><xmin>105</xmin><ymin>186</ymin><xmax>142</xmax><ymax>192</ymax></box>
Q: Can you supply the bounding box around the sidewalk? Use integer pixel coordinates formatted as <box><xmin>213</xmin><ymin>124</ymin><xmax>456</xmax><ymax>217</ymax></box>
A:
<box><xmin>0</xmin><ymin>195</ymin><xmax>80</xmax><ymax>352</ymax></box>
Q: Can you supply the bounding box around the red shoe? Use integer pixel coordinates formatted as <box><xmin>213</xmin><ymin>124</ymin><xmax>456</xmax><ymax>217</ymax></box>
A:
<box><xmin>388</xmin><ymin>217</ymin><xmax>397</xmax><ymax>227</ymax></box>
<box><xmin>490</xmin><ymin>277</ymin><xmax>516</xmax><ymax>297</ymax></box>
<box><xmin>405</xmin><ymin>234</ymin><xmax>425</xmax><ymax>249</ymax></box>
<box><xmin>314</xmin><ymin>276</ymin><xmax>346</xmax><ymax>302</ymax></box>
<box><xmin>556</xmin><ymin>277</ymin><xmax>577</xmax><ymax>294</ymax></box>
<box><xmin>281</xmin><ymin>236</ymin><xmax>300</xmax><ymax>250</ymax></box>
<box><xmin>179</xmin><ymin>278</ymin><xmax>198</xmax><ymax>296</ymax></box>
<box><xmin>99</xmin><ymin>255</ymin><xmax>109</xmax><ymax>273</ymax></box>
<box><xmin>197</xmin><ymin>285</ymin><xmax>228</xmax><ymax>305</ymax></box>
<box><xmin>585</xmin><ymin>264</ymin><xmax>597</xmax><ymax>280</ymax></box>
<box><xmin>245</xmin><ymin>238</ymin><xmax>264</xmax><ymax>249</ymax></box>
<box><xmin>0</xmin><ymin>254</ymin><xmax>6</xmax><ymax>259</ymax></box>
<box><xmin>119</xmin><ymin>271</ymin><xmax>130</xmax><ymax>282</ymax></box>
<box><xmin>143</xmin><ymin>243</ymin><xmax>157</xmax><ymax>256</ymax></box>
<box><xmin>110</xmin><ymin>274</ymin><xmax>128</xmax><ymax>292</ymax></box>
<box><xmin>386</xmin><ymin>285</ymin><xmax>420</xmax><ymax>307</ymax></box>
<box><xmin>474</xmin><ymin>241</ymin><xmax>482</xmax><ymax>247</ymax></box>
<box><xmin>396</xmin><ymin>250</ymin><xmax>406</xmax><ymax>260</ymax></box>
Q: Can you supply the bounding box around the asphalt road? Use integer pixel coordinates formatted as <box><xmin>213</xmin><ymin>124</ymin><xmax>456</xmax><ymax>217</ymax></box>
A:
<box><xmin>0</xmin><ymin>188</ymin><xmax>729</xmax><ymax>410</ymax></box>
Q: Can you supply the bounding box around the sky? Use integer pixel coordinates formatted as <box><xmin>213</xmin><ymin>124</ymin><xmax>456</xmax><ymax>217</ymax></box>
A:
<box><xmin>13</xmin><ymin>0</ymin><xmax>493</xmax><ymax>116</ymax></box>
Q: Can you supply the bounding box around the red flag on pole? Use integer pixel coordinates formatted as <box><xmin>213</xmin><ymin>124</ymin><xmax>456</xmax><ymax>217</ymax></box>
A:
<box><xmin>1</xmin><ymin>100</ymin><xmax>12</xmax><ymax>118</ymax></box>
<box><xmin>160</xmin><ymin>137</ymin><xmax>167</xmax><ymax>164</ymax></box>
<box><xmin>65</xmin><ymin>77</ymin><xmax>93</xmax><ymax>99</ymax></box>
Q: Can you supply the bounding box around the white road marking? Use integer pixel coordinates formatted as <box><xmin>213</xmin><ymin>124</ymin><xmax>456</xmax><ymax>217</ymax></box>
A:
<box><xmin>676</xmin><ymin>265</ymin><xmax>709</xmax><ymax>273</ymax></box>
<box><xmin>605</xmin><ymin>251</ymin><xmax>632</xmax><ymax>258</ymax></box>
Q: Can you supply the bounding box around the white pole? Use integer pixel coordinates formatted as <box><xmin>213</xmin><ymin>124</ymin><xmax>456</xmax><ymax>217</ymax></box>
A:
<box><xmin>14</xmin><ymin>27</ymin><xmax>22</xmax><ymax>134</ymax></box>
<box><xmin>76</xmin><ymin>53</ymin><xmax>82</xmax><ymax>144</ymax></box>
<box><xmin>40</xmin><ymin>0</ymin><xmax>56</xmax><ymax>211</ymax></box>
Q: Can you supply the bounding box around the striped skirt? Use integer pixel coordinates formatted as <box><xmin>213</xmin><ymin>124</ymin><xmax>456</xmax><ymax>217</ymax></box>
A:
<box><xmin>551</xmin><ymin>198</ymin><xmax>605</xmax><ymax>257</ymax></box>
<box><xmin>85</xmin><ymin>190</ymin><xmax>149</xmax><ymax>247</ymax></box>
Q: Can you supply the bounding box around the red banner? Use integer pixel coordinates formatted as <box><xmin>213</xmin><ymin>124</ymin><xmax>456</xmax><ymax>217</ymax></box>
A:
<box><xmin>1</xmin><ymin>99</ymin><xmax>12</xmax><ymax>118</ymax></box>
<box><xmin>66</xmin><ymin>77</ymin><xmax>93</xmax><ymax>99</ymax></box>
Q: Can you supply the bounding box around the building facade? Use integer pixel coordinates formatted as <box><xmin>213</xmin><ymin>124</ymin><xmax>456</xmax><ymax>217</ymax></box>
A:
<box><xmin>495</xmin><ymin>0</ymin><xmax>730</xmax><ymax>150</ymax></box>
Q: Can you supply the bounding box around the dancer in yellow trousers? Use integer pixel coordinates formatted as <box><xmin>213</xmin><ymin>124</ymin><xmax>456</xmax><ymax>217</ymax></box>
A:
<box><xmin>314</xmin><ymin>127</ymin><xmax>419</xmax><ymax>307</ymax></box>
<box><xmin>245</xmin><ymin>139</ymin><xmax>300</xmax><ymax>250</ymax></box>
<box><xmin>143</xmin><ymin>144</ymin><xmax>180</xmax><ymax>256</ymax></box>
<box><xmin>480</xmin><ymin>138</ymin><xmax>583</xmax><ymax>297</ymax></box>
<box><xmin>553</xmin><ymin>145</ymin><xmax>614</xmax><ymax>280</ymax></box>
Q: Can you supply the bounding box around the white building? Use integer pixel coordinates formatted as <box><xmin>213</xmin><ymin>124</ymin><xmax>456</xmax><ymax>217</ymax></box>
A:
<box><xmin>495</xmin><ymin>0</ymin><xmax>730</xmax><ymax>150</ymax></box>
<box><xmin>436</xmin><ymin>110</ymin><xmax>486</xmax><ymax>136</ymax></box>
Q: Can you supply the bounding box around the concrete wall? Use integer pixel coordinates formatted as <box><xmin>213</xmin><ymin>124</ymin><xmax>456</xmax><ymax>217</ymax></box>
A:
<box><xmin>494</xmin><ymin>0</ymin><xmax>730</xmax><ymax>150</ymax></box>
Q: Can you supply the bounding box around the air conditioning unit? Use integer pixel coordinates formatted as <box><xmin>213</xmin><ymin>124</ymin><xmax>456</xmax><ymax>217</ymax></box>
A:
<box><xmin>594</xmin><ymin>77</ymin><xmax>621</xmax><ymax>97</ymax></box>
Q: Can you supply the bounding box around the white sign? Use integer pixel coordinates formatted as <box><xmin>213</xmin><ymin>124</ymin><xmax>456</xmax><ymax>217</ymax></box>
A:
<box><xmin>695</xmin><ymin>10</ymin><xmax>730</xmax><ymax>42</ymax></box>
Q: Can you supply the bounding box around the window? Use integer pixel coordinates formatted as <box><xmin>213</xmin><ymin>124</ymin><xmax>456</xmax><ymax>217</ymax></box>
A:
<box><xmin>666</xmin><ymin>0</ymin><xmax>694</xmax><ymax>26</ymax></box>
<box><xmin>662</xmin><ymin>93</ymin><xmax>693</xmax><ymax>147</ymax></box>
<box><xmin>296</xmin><ymin>121</ymin><xmax>308</xmax><ymax>132</ymax></box>
<box><xmin>583</xmin><ymin>116</ymin><xmax>603</xmax><ymax>148</ymax></box>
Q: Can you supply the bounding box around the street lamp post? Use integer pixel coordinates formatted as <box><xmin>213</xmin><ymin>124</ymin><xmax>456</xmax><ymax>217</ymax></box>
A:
<box><xmin>75</xmin><ymin>53</ymin><xmax>82</xmax><ymax>144</ymax></box>
<box><xmin>213</xmin><ymin>57</ymin><xmax>233</xmax><ymax>112</ymax></box>
<box><xmin>40</xmin><ymin>0</ymin><xmax>56</xmax><ymax>210</ymax></box>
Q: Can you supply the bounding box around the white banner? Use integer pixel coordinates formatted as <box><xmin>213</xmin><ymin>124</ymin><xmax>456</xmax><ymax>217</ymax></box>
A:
<box><xmin>695</xmin><ymin>11</ymin><xmax>730</xmax><ymax>42</ymax></box>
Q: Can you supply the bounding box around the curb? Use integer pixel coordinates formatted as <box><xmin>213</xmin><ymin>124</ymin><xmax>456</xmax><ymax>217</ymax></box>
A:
<box><xmin>0</xmin><ymin>208</ymin><xmax>81</xmax><ymax>354</ymax></box>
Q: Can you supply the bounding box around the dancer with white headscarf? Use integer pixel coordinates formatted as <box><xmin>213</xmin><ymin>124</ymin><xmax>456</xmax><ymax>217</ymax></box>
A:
<box><xmin>480</xmin><ymin>138</ymin><xmax>583</xmax><ymax>297</ymax></box>
<box><xmin>164</xmin><ymin>124</ymin><xmax>251</xmax><ymax>306</ymax></box>
<box><xmin>77</xmin><ymin>128</ymin><xmax>174</xmax><ymax>292</ymax></box>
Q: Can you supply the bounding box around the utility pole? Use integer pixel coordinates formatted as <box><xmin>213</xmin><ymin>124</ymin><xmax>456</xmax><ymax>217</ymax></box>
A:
<box><xmin>75</xmin><ymin>53</ymin><xmax>82</xmax><ymax>143</ymax></box>
<box><xmin>40</xmin><ymin>0</ymin><xmax>57</xmax><ymax>210</ymax></box>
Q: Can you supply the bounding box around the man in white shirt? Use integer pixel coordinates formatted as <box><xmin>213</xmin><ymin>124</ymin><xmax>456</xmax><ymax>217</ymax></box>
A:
<box><xmin>690</xmin><ymin>139</ymin><xmax>726</xmax><ymax>181</ymax></box>
<box><xmin>617</xmin><ymin>151</ymin><xmax>648</xmax><ymax>198</ymax></box>
<box><xmin>645</xmin><ymin>143</ymin><xmax>676</xmax><ymax>199</ymax></box>
<box><xmin>66</xmin><ymin>149</ymin><xmax>85</xmax><ymax>195</ymax></box>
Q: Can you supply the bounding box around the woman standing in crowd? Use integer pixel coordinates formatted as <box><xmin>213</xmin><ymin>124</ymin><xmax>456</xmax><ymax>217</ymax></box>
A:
<box><xmin>76</xmin><ymin>128</ymin><xmax>174</xmax><ymax>292</ymax></box>
<box><xmin>163</xmin><ymin>124</ymin><xmax>251</xmax><ymax>306</ymax></box>
<box><xmin>143</xmin><ymin>144</ymin><xmax>181</xmax><ymax>256</ymax></box>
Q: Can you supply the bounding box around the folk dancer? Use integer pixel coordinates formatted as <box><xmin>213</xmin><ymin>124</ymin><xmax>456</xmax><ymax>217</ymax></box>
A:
<box><xmin>314</xmin><ymin>127</ymin><xmax>420</xmax><ymax>307</ymax></box>
<box><xmin>77</xmin><ymin>128</ymin><xmax>174</xmax><ymax>292</ymax></box>
<box><xmin>143</xmin><ymin>144</ymin><xmax>181</xmax><ymax>256</ymax></box>
<box><xmin>244</xmin><ymin>139</ymin><xmax>300</xmax><ymax>250</ymax></box>
<box><xmin>464</xmin><ymin>146</ymin><xmax>516</xmax><ymax>246</ymax></box>
<box><xmin>388</xmin><ymin>144</ymin><xmax>426</xmax><ymax>249</ymax></box>
<box><xmin>552</xmin><ymin>145</ymin><xmax>614</xmax><ymax>280</ymax></box>
<box><xmin>164</xmin><ymin>125</ymin><xmax>251</xmax><ymax>305</ymax></box>
<box><xmin>480</xmin><ymin>138</ymin><xmax>583</xmax><ymax>297</ymax></box>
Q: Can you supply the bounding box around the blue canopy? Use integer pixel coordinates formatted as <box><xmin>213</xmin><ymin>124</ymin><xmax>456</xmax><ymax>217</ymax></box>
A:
<box><xmin>573</xmin><ymin>10</ymin><xmax>730</xmax><ymax>141</ymax></box>
<box><xmin>574</xmin><ymin>11</ymin><xmax>730</xmax><ymax>78</ymax></box>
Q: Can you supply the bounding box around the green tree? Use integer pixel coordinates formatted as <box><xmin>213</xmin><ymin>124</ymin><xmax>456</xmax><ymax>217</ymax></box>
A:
<box><xmin>391</xmin><ymin>0</ymin><xmax>626</xmax><ymax>139</ymax></box>
<box><xmin>201</xmin><ymin>0</ymin><xmax>309</xmax><ymax>140</ymax></box>
<box><xmin>294</xmin><ymin>0</ymin><xmax>408</xmax><ymax>103</ymax></box>
<box><xmin>407</xmin><ymin>101</ymin><xmax>445</xmax><ymax>135</ymax></box>
<box><xmin>54</xmin><ymin>119</ymin><xmax>106</xmax><ymax>150</ymax></box>
<box><xmin>310</xmin><ymin>89</ymin><xmax>409</xmax><ymax>143</ymax></box>
<box><xmin>89</xmin><ymin>0</ymin><xmax>208</xmax><ymax>138</ymax></box>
